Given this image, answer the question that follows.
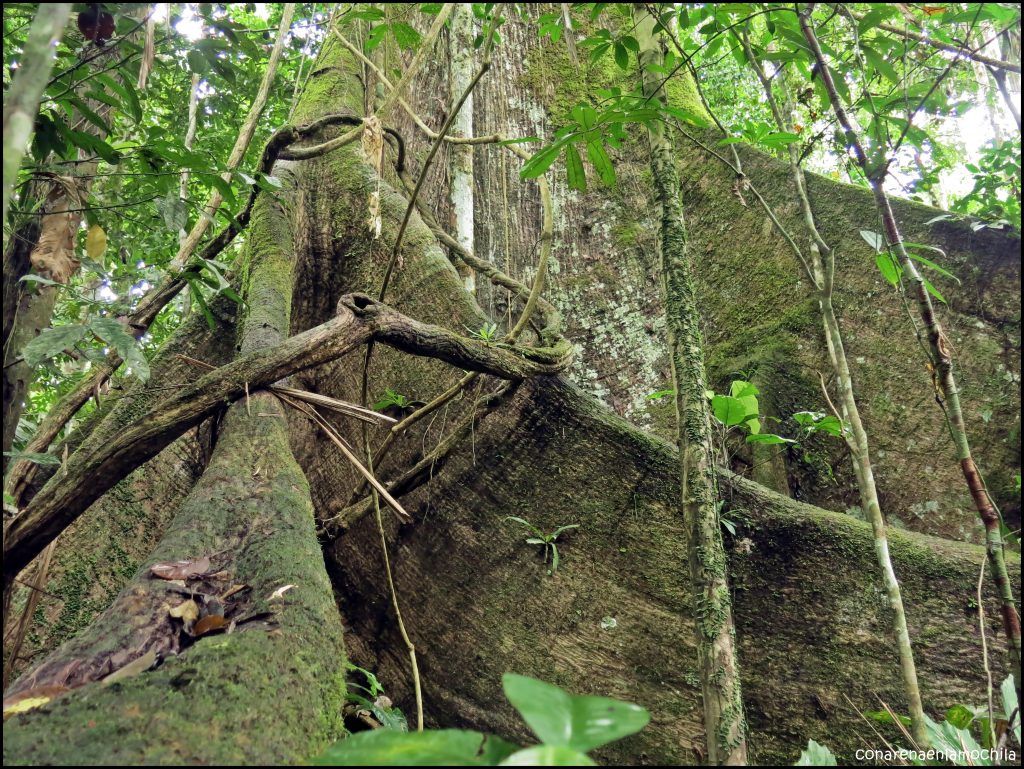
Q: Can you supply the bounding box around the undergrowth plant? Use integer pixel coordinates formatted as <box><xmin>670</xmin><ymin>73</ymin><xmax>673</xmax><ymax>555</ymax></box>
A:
<box><xmin>795</xmin><ymin>674</ymin><xmax>1020</xmax><ymax>766</ymax></box>
<box><xmin>504</xmin><ymin>517</ymin><xmax>579</xmax><ymax>574</ymax></box>
<box><xmin>312</xmin><ymin>673</ymin><xmax>650</xmax><ymax>766</ymax></box>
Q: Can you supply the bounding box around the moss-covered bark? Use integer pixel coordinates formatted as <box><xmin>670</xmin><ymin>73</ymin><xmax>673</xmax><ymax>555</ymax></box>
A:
<box><xmin>637</xmin><ymin>10</ymin><xmax>747</xmax><ymax>763</ymax></box>
<box><xmin>390</xmin><ymin>7</ymin><xmax>1020</xmax><ymax>543</ymax></box>
<box><xmin>4</xmin><ymin>157</ymin><xmax>347</xmax><ymax>767</ymax></box>
<box><xmin>2</xmin><ymin>399</ymin><xmax>348</xmax><ymax>765</ymax></box>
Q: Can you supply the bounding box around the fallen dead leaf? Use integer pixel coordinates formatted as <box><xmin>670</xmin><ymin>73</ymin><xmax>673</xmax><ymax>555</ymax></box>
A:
<box><xmin>169</xmin><ymin>599</ymin><xmax>200</xmax><ymax>625</ymax></box>
<box><xmin>192</xmin><ymin>614</ymin><xmax>228</xmax><ymax>637</ymax></box>
<box><xmin>220</xmin><ymin>584</ymin><xmax>249</xmax><ymax>601</ymax></box>
<box><xmin>268</xmin><ymin>584</ymin><xmax>295</xmax><ymax>601</ymax></box>
<box><xmin>3</xmin><ymin>686</ymin><xmax>70</xmax><ymax>720</ymax></box>
<box><xmin>150</xmin><ymin>556</ymin><xmax>211</xmax><ymax>581</ymax></box>
<box><xmin>101</xmin><ymin>649</ymin><xmax>158</xmax><ymax>687</ymax></box>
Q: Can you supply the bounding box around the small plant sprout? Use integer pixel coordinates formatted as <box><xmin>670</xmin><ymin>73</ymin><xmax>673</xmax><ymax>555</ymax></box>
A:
<box><xmin>467</xmin><ymin>321</ymin><xmax>499</xmax><ymax>343</ymax></box>
<box><xmin>372</xmin><ymin>388</ymin><xmax>409</xmax><ymax>412</ymax></box>
<box><xmin>504</xmin><ymin>516</ymin><xmax>579</xmax><ymax>573</ymax></box>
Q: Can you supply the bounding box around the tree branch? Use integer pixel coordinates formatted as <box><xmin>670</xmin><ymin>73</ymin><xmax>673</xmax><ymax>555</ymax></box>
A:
<box><xmin>2</xmin><ymin>293</ymin><xmax>571</xmax><ymax>580</ymax></box>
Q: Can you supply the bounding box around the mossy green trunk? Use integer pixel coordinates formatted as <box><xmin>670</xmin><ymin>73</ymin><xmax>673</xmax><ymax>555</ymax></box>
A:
<box><xmin>636</xmin><ymin>11</ymin><xmax>747</xmax><ymax>764</ymax></box>
<box><xmin>3</xmin><ymin>150</ymin><xmax>347</xmax><ymax>766</ymax></box>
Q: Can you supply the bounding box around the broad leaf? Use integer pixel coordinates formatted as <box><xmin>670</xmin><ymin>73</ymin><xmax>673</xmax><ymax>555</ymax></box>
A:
<box><xmin>875</xmin><ymin>252</ymin><xmax>902</xmax><ymax>287</ymax></box>
<box><xmin>795</xmin><ymin>739</ymin><xmax>837</xmax><ymax>765</ymax></box>
<box><xmin>310</xmin><ymin>728</ymin><xmax>517</xmax><ymax>766</ymax></box>
<box><xmin>565</xmin><ymin>143</ymin><xmax>586</xmax><ymax>192</ymax></box>
<box><xmin>89</xmin><ymin>317</ymin><xmax>150</xmax><ymax>381</ymax></box>
<box><xmin>499</xmin><ymin>746</ymin><xmax>596</xmax><ymax>766</ymax></box>
<box><xmin>501</xmin><ymin>673</ymin><xmax>650</xmax><ymax>752</ymax></box>
<box><xmin>22</xmin><ymin>324</ymin><xmax>90</xmax><ymax>367</ymax></box>
<box><xmin>712</xmin><ymin>395</ymin><xmax>754</xmax><ymax>427</ymax></box>
<box><xmin>1001</xmin><ymin>675</ymin><xmax>1020</xmax><ymax>746</ymax></box>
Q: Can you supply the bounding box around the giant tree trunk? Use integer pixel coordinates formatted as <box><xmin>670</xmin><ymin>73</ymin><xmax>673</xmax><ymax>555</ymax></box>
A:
<box><xmin>3</xmin><ymin>14</ymin><xmax>1021</xmax><ymax>768</ymax></box>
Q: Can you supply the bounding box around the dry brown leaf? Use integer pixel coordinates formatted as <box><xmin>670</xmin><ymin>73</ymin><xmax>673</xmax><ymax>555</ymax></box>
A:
<box><xmin>220</xmin><ymin>584</ymin><xmax>249</xmax><ymax>601</ymax></box>
<box><xmin>150</xmin><ymin>556</ymin><xmax>211</xmax><ymax>581</ymax></box>
<box><xmin>192</xmin><ymin>614</ymin><xmax>228</xmax><ymax>637</ymax></box>
<box><xmin>101</xmin><ymin>649</ymin><xmax>158</xmax><ymax>687</ymax></box>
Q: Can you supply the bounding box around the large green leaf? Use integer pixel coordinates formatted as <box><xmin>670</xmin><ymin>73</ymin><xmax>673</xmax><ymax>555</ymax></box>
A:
<box><xmin>565</xmin><ymin>143</ymin><xmax>586</xmax><ymax>192</ymax></box>
<box><xmin>923</xmin><ymin>714</ymin><xmax>990</xmax><ymax>765</ymax></box>
<box><xmin>89</xmin><ymin>317</ymin><xmax>150</xmax><ymax>381</ymax></box>
<box><xmin>310</xmin><ymin>729</ymin><xmax>518</xmax><ymax>766</ymax></box>
<box><xmin>21</xmin><ymin>324</ymin><xmax>90</xmax><ymax>367</ymax></box>
<box><xmin>1001</xmin><ymin>675</ymin><xmax>1020</xmax><ymax>747</ymax></box>
<box><xmin>499</xmin><ymin>746</ymin><xmax>596</xmax><ymax>766</ymax></box>
<box><xmin>795</xmin><ymin>739</ymin><xmax>837</xmax><ymax>765</ymax></box>
<box><xmin>501</xmin><ymin>673</ymin><xmax>650</xmax><ymax>752</ymax></box>
<box><xmin>875</xmin><ymin>252</ymin><xmax>902</xmax><ymax>287</ymax></box>
<box><xmin>712</xmin><ymin>395</ymin><xmax>753</xmax><ymax>427</ymax></box>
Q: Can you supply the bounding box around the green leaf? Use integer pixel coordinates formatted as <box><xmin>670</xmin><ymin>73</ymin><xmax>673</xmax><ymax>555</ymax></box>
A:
<box><xmin>390</xmin><ymin>22</ymin><xmax>422</xmax><ymax>50</ymax></box>
<box><xmin>89</xmin><ymin>317</ymin><xmax>150</xmax><ymax>381</ymax></box>
<box><xmin>795</xmin><ymin>739</ymin><xmax>837</xmax><ymax>765</ymax></box>
<box><xmin>66</xmin><ymin>130</ymin><xmax>121</xmax><ymax>165</ymax></box>
<box><xmin>187</xmin><ymin>49</ymin><xmax>210</xmax><ymax>74</ymax></box>
<box><xmin>760</xmin><ymin>131</ymin><xmax>801</xmax><ymax>148</ymax></box>
<box><xmin>1001</xmin><ymin>675</ymin><xmax>1020</xmax><ymax>746</ymax></box>
<box><xmin>2</xmin><ymin>451</ymin><xmax>63</xmax><ymax>467</ymax></box>
<box><xmin>501</xmin><ymin>673</ymin><xmax>650</xmax><ymax>752</ymax></box>
<box><xmin>712</xmin><ymin>395</ymin><xmax>753</xmax><ymax>427</ymax></box>
<box><xmin>499</xmin><ymin>746</ymin><xmax>596</xmax><ymax>766</ymax></box>
<box><xmin>613</xmin><ymin>41</ymin><xmax>628</xmax><ymax>70</ymax></box>
<box><xmin>875</xmin><ymin>252</ymin><xmax>902</xmax><ymax>287</ymax></box>
<box><xmin>922</xmin><ymin>276</ymin><xmax>946</xmax><ymax>304</ymax></box>
<box><xmin>504</xmin><ymin>517</ymin><xmax>544</xmax><ymax>538</ymax></box>
<box><xmin>859</xmin><ymin>229</ymin><xmax>884</xmax><ymax>252</ymax></box>
<box><xmin>746</xmin><ymin>433</ymin><xmax>795</xmax><ymax>445</ymax></box>
<box><xmin>158</xmin><ymin>189</ymin><xmax>188</xmax><ymax>232</ymax></box>
<box><xmin>310</xmin><ymin>728</ymin><xmax>518</xmax><ymax>766</ymax></box>
<box><xmin>22</xmin><ymin>324</ymin><xmax>90</xmax><ymax>367</ymax></box>
<box><xmin>944</xmin><ymin>704</ymin><xmax>975</xmax><ymax>730</ymax></box>
<box><xmin>923</xmin><ymin>713</ymin><xmax>987</xmax><ymax>763</ymax></box>
<box><xmin>906</xmin><ymin>251</ymin><xmax>960</xmax><ymax>284</ymax></box>
<box><xmin>564</xmin><ymin>143</ymin><xmax>586</xmax><ymax>192</ymax></box>
<box><xmin>585</xmin><ymin>141</ymin><xmax>615</xmax><ymax>186</ymax></box>
<box><xmin>520</xmin><ymin>142</ymin><xmax>563</xmax><ymax>180</ymax></box>
<box><xmin>729</xmin><ymin>380</ymin><xmax>758</xmax><ymax>398</ymax></box>
<box><xmin>187</xmin><ymin>277</ymin><xmax>217</xmax><ymax>330</ymax></box>
<box><xmin>94</xmin><ymin>73</ymin><xmax>142</xmax><ymax>124</ymax></box>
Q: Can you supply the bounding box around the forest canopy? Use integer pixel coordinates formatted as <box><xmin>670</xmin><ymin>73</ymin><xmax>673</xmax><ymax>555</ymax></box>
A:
<box><xmin>1</xmin><ymin>2</ymin><xmax>1021</xmax><ymax>767</ymax></box>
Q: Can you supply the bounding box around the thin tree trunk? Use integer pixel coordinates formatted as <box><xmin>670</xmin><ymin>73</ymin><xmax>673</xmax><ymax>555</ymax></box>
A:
<box><xmin>449</xmin><ymin>3</ymin><xmax>477</xmax><ymax>292</ymax></box>
<box><xmin>1</xmin><ymin>4</ymin><xmax>72</xmax><ymax>237</ymax></box>
<box><xmin>800</xmin><ymin>1</ymin><xmax>1022</xmax><ymax>689</ymax></box>
<box><xmin>637</xmin><ymin>10</ymin><xmax>747</xmax><ymax>764</ymax></box>
<box><xmin>738</xmin><ymin>32</ymin><xmax>929</xmax><ymax>745</ymax></box>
